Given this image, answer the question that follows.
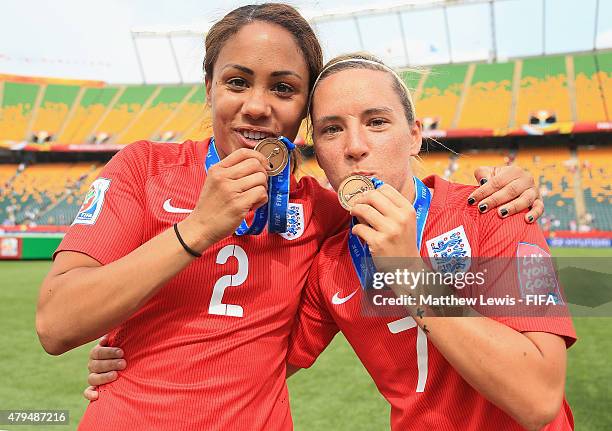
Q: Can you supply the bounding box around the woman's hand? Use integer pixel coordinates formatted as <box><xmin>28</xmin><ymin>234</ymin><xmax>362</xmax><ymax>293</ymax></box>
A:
<box><xmin>83</xmin><ymin>336</ymin><xmax>125</xmax><ymax>401</ymax></box>
<box><xmin>468</xmin><ymin>165</ymin><xmax>543</xmax><ymax>223</ymax></box>
<box><xmin>186</xmin><ymin>148</ymin><xmax>271</xmax><ymax>247</ymax></box>
<box><xmin>350</xmin><ymin>184</ymin><xmax>420</xmax><ymax>260</ymax></box>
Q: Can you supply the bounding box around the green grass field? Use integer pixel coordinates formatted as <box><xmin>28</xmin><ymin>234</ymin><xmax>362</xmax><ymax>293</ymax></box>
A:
<box><xmin>1</xmin><ymin>248</ymin><xmax>610</xmax><ymax>430</ymax></box>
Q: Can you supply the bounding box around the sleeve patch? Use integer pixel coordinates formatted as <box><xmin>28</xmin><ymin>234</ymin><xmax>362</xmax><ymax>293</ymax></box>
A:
<box><xmin>72</xmin><ymin>178</ymin><xmax>111</xmax><ymax>226</ymax></box>
<box><xmin>517</xmin><ymin>242</ymin><xmax>562</xmax><ymax>303</ymax></box>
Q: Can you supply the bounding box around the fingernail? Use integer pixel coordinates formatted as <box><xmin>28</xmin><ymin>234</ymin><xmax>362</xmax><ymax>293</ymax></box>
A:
<box><xmin>500</xmin><ymin>208</ymin><xmax>508</xmax><ymax>217</ymax></box>
<box><xmin>528</xmin><ymin>215</ymin><xmax>534</xmax><ymax>223</ymax></box>
<box><xmin>479</xmin><ymin>204</ymin><xmax>488</xmax><ymax>213</ymax></box>
<box><xmin>115</xmin><ymin>349</ymin><xmax>123</xmax><ymax>356</ymax></box>
<box><xmin>480</xmin><ymin>178</ymin><xmax>488</xmax><ymax>186</ymax></box>
<box><xmin>467</xmin><ymin>197</ymin><xmax>475</xmax><ymax>205</ymax></box>
<box><xmin>117</xmin><ymin>360</ymin><xmax>126</xmax><ymax>368</ymax></box>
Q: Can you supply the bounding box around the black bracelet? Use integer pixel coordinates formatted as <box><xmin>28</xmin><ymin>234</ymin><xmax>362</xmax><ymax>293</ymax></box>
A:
<box><xmin>173</xmin><ymin>223</ymin><xmax>202</xmax><ymax>258</ymax></box>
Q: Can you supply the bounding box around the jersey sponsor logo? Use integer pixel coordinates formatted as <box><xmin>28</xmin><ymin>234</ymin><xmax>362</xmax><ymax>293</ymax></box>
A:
<box><xmin>331</xmin><ymin>289</ymin><xmax>358</xmax><ymax>305</ymax></box>
<box><xmin>163</xmin><ymin>199</ymin><xmax>193</xmax><ymax>214</ymax></box>
<box><xmin>72</xmin><ymin>178</ymin><xmax>111</xmax><ymax>225</ymax></box>
<box><xmin>279</xmin><ymin>203</ymin><xmax>304</xmax><ymax>240</ymax></box>
<box><xmin>426</xmin><ymin>225</ymin><xmax>471</xmax><ymax>273</ymax></box>
<box><xmin>517</xmin><ymin>242</ymin><xmax>562</xmax><ymax>303</ymax></box>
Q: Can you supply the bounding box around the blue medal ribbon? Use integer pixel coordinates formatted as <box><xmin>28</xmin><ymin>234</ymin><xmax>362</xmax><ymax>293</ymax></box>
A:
<box><xmin>348</xmin><ymin>176</ymin><xmax>432</xmax><ymax>290</ymax></box>
<box><xmin>205</xmin><ymin>137</ymin><xmax>295</xmax><ymax>235</ymax></box>
<box><xmin>267</xmin><ymin>136</ymin><xmax>294</xmax><ymax>233</ymax></box>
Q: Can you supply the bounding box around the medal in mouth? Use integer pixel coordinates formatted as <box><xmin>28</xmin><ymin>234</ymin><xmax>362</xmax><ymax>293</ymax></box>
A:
<box><xmin>338</xmin><ymin>175</ymin><xmax>376</xmax><ymax>210</ymax></box>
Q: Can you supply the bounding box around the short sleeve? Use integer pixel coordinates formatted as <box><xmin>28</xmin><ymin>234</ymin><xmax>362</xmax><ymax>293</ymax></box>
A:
<box><xmin>475</xmin><ymin>210</ymin><xmax>577</xmax><ymax>348</ymax></box>
<box><xmin>54</xmin><ymin>141</ymin><xmax>149</xmax><ymax>265</ymax></box>
<box><xmin>287</xmin><ymin>253</ymin><xmax>340</xmax><ymax>368</ymax></box>
<box><xmin>306</xmin><ymin>177</ymin><xmax>350</xmax><ymax>239</ymax></box>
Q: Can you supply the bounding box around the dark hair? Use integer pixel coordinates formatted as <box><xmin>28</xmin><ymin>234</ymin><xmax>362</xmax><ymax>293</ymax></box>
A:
<box><xmin>204</xmin><ymin>4</ymin><xmax>323</xmax><ymax>93</ymax></box>
<box><xmin>308</xmin><ymin>52</ymin><xmax>417</xmax><ymax>126</ymax></box>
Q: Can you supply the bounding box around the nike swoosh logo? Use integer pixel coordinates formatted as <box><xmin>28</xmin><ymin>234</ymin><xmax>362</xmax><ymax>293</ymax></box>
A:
<box><xmin>331</xmin><ymin>289</ymin><xmax>358</xmax><ymax>305</ymax></box>
<box><xmin>163</xmin><ymin>199</ymin><xmax>193</xmax><ymax>214</ymax></box>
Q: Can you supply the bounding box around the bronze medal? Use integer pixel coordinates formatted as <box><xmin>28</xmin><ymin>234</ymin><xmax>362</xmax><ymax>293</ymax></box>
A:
<box><xmin>255</xmin><ymin>138</ymin><xmax>289</xmax><ymax>176</ymax></box>
<box><xmin>338</xmin><ymin>175</ymin><xmax>375</xmax><ymax>210</ymax></box>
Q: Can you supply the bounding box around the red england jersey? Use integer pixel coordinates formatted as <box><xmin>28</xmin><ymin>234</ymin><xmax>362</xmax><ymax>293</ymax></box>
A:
<box><xmin>288</xmin><ymin>175</ymin><xmax>577</xmax><ymax>430</ymax></box>
<box><xmin>56</xmin><ymin>138</ymin><xmax>348</xmax><ymax>430</ymax></box>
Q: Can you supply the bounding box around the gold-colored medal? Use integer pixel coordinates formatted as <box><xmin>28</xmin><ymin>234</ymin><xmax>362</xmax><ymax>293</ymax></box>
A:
<box><xmin>338</xmin><ymin>175</ymin><xmax>375</xmax><ymax>210</ymax></box>
<box><xmin>254</xmin><ymin>138</ymin><xmax>289</xmax><ymax>176</ymax></box>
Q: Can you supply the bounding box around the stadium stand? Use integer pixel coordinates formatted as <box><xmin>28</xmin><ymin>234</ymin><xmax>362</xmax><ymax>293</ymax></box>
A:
<box><xmin>0</xmin><ymin>164</ymin><xmax>18</xmax><ymax>189</ymax></box>
<box><xmin>0</xmin><ymin>52</ymin><xmax>610</xmax><ymax>233</ymax></box>
<box><xmin>416</xmin><ymin>64</ymin><xmax>468</xmax><ymax>130</ymax></box>
<box><xmin>514</xmin><ymin>55</ymin><xmax>572</xmax><ymax>126</ymax></box>
<box><xmin>0</xmin><ymin>81</ymin><xmax>41</xmax><ymax>140</ymax></box>
<box><xmin>514</xmin><ymin>146</ymin><xmax>577</xmax><ymax>231</ymax></box>
<box><xmin>30</xmin><ymin>84</ymin><xmax>81</xmax><ymax>142</ymax></box>
<box><xmin>0</xmin><ymin>163</ymin><xmax>100</xmax><ymax>226</ymax></box>
<box><xmin>595</xmin><ymin>51</ymin><xmax>612</xmax><ymax>120</ymax></box>
<box><xmin>157</xmin><ymin>85</ymin><xmax>208</xmax><ymax>142</ymax></box>
<box><xmin>116</xmin><ymin>85</ymin><xmax>194</xmax><ymax>144</ymax></box>
<box><xmin>94</xmin><ymin>85</ymin><xmax>158</xmax><ymax>144</ymax></box>
<box><xmin>416</xmin><ymin>150</ymin><xmax>451</xmax><ymax>179</ymax></box>
<box><xmin>457</xmin><ymin>62</ymin><xmax>514</xmax><ymax>130</ymax></box>
<box><xmin>574</xmin><ymin>53</ymin><xmax>609</xmax><ymax>122</ymax></box>
<box><xmin>578</xmin><ymin>145</ymin><xmax>612</xmax><ymax>231</ymax></box>
<box><xmin>448</xmin><ymin>150</ymin><xmax>508</xmax><ymax>186</ymax></box>
<box><xmin>1</xmin><ymin>52</ymin><xmax>611</xmax><ymax>147</ymax></box>
<box><xmin>56</xmin><ymin>86</ymin><xmax>120</xmax><ymax>145</ymax></box>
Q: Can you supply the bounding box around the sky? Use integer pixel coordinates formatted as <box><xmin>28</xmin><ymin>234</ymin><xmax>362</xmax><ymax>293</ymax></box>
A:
<box><xmin>1</xmin><ymin>0</ymin><xmax>611</xmax><ymax>84</ymax></box>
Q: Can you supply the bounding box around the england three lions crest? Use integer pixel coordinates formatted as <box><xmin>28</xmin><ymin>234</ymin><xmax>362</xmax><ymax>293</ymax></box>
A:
<box><xmin>279</xmin><ymin>203</ymin><xmax>304</xmax><ymax>240</ymax></box>
<box><xmin>426</xmin><ymin>225</ymin><xmax>472</xmax><ymax>273</ymax></box>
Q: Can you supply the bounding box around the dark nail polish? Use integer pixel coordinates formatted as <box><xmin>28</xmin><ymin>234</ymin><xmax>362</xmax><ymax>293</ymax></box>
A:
<box><xmin>479</xmin><ymin>203</ymin><xmax>488</xmax><ymax>213</ymax></box>
<box><xmin>480</xmin><ymin>178</ymin><xmax>488</xmax><ymax>186</ymax></box>
<box><xmin>500</xmin><ymin>208</ymin><xmax>508</xmax><ymax>217</ymax></box>
<box><xmin>467</xmin><ymin>197</ymin><xmax>475</xmax><ymax>205</ymax></box>
<box><xmin>528</xmin><ymin>215</ymin><xmax>534</xmax><ymax>223</ymax></box>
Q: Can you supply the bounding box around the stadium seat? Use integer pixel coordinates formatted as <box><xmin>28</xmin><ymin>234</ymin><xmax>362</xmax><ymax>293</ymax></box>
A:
<box><xmin>416</xmin><ymin>150</ymin><xmax>451</xmax><ymax>179</ymax></box>
<box><xmin>448</xmin><ymin>150</ymin><xmax>508</xmax><ymax>186</ymax></box>
<box><xmin>158</xmin><ymin>85</ymin><xmax>209</xmax><ymax>142</ymax></box>
<box><xmin>30</xmin><ymin>84</ymin><xmax>81</xmax><ymax>141</ymax></box>
<box><xmin>416</xmin><ymin>64</ymin><xmax>468</xmax><ymax>130</ymax></box>
<box><xmin>0</xmin><ymin>81</ymin><xmax>41</xmax><ymax>141</ymax></box>
<box><xmin>93</xmin><ymin>85</ymin><xmax>159</xmax><ymax>144</ymax></box>
<box><xmin>514</xmin><ymin>55</ymin><xmax>572</xmax><ymax>127</ymax></box>
<box><xmin>595</xmin><ymin>52</ymin><xmax>612</xmax><ymax>121</ymax></box>
<box><xmin>573</xmin><ymin>53</ymin><xmax>608</xmax><ymax>122</ymax></box>
<box><xmin>515</xmin><ymin>147</ymin><xmax>576</xmax><ymax>231</ymax></box>
<box><xmin>56</xmin><ymin>86</ymin><xmax>121</xmax><ymax>145</ymax></box>
<box><xmin>458</xmin><ymin>61</ymin><xmax>514</xmax><ymax>130</ymax></box>
<box><xmin>578</xmin><ymin>146</ymin><xmax>612</xmax><ymax>231</ymax></box>
<box><xmin>116</xmin><ymin>85</ymin><xmax>194</xmax><ymax>144</ymax></box>
<box><xmin>1</xmin><ymin>163</ymin><xmax>100</xmax><ymax>225</ymax></box>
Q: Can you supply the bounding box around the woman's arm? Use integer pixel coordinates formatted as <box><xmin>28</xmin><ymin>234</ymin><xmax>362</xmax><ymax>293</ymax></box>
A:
<box><xmin>37</xmin><ymin>148</ymin><xmax>270</xmax><ymax>355</ymax></box>
<box><xmin>410</xmin><ymin>311</ymin><xmax>567</xmax><ymax>431</ymax></box>
<box><xmin>37</xmin><ymin>218</ymin><xmax>210</xmax><ymax>355</ymax></box>
<box><xmin>351</xmin><ymin>185</ymin><xmax>569</xmax><ymax>431</ymax></box>
<box><xmin>82</xmin><ymin>344</ymin><xmax>303</xmax><ymax>402</ymax></box>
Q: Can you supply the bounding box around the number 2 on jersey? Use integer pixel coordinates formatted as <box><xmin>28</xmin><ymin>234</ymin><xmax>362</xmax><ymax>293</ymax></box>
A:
<box><xmin>209</xmin><ymin>245</ymin><xmax>248</xmax><ymax>318</ymax></box>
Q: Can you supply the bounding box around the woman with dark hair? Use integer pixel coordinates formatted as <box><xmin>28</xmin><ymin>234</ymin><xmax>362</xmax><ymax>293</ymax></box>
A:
<box><xmin>39</xmin><ymin>4</ymin><xmax>542</xmax><ymax>430</ymax></box>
